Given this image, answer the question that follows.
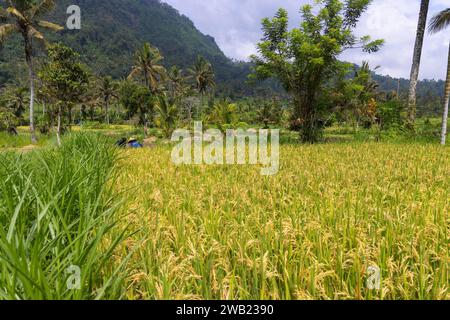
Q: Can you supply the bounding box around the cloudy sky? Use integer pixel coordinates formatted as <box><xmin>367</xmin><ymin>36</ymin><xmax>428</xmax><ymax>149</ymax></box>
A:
<box><xmin>163</xmin><ymin>0</ymin><xmax>449</xmax><ymax>80</ymax></box>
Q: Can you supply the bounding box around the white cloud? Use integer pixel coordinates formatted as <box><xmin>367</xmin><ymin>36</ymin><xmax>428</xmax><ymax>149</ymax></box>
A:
<box><xmin>164</xmin><ymin>0</ymin><xmax>449</xmax><ymax>80</ymax></box>
<box><xmin>340</xmin><ymin>0</ymin><xmax>448</xmax><ymax>80</ymax></box>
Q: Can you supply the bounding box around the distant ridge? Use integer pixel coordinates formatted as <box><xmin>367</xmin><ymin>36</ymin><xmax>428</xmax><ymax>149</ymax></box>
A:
<box><xmin>0</xmin><ymin>0</ymin><xmax>444</xmax><ymax>110</ymax></box>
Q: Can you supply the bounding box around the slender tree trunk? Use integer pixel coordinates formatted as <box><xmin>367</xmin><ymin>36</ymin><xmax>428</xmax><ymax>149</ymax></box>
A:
<box><xmin>407</xmin><ymin>0</ymin><xmax>430</xmax><ymax>130</ymax></box>
<box><xmin>57</xmin><ymin>105</ymin><xmax>62</xmax><ymax>147</ymax></box>
<box><xmin>49</xmin><ymin>106</ymin><xmax>54</xmax><ymax>130</ymax></box>
<box><xmin>144</xmin><ymin>70</ymin><xmax>150</xmax><ymax>137</ymax></box>
<box><xmin>144</xmin><ymin>113</ymin><xmax>148</xmax><ymax>138</ymax></box>
<box><xmin>68</xmin><ymin>105</ymin><xmax>73</xmax><ymax>130</ymax></box>
<box><xmin>441</xmin><ymin>41</ymin><xmax>450</xmax><ymax>145</ymax></box>
<box><xmin>81</xmin><ymin>105</ymin><xmax>86</xmax><ymax>121</ymax></box>
<box><xmin>105</xmin><ymin>99</ymin><xmax>110</xmax><ymax>125</ymax></box>
<box><xmin>24</xmin><ymin>35</ymin><xmax>37</xmax><ymax>144</ymax></box>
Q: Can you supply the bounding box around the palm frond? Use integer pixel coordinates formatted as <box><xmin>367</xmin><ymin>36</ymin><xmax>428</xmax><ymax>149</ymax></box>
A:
<box><xmin>31</xmin><ymin>0</ymin><xmax>56</xmax><ymax>18</ymax></box>
<box><xmin>28</xmin><ymin>26</ymin><xmax>44</xmax><ymax>40</ymax></box>
<box><xmin>6</xmin><ymin>7</ymin><xmax>27</xmax><ymax>23</ymax></box>
<box><xmin>429</xmin><ymin>8</ymin><xmax>450</xmax><ymax>34</ymax></box>
<box><xmin>37</xmin><ymin>20</ymin><xmax>63</xmax><ymax>31</ymax></box>
<box><xmin>152</xmin><ymin>65</ymin><xmax>167</xmax><ymax>76</ymax></box>
<box><xmin>0</xmin><ymin>23</ymin><xmax>16</xmax><ymax>45</ymax></box>
<box><xmin>127</xmin><ymin>67</ymin><xmax>142</xmax><ymax>80</ymax></box>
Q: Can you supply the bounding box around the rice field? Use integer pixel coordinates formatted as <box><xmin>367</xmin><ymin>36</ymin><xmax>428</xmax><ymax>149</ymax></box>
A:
<box><xmin>116</xmin><ymin>142</ymin><xmax>449</xmax><ymax>300</ymax></box>
<box><xmin>0</xmin><ymin>134</ymin><xmax>448</xmax><ymax>300</ymax></box>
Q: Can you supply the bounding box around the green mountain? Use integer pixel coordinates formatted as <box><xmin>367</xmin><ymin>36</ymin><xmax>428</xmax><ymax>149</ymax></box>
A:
<box><xmin>0</xmin><ymin>0</ymin><xmax>444</xmax><ymax>112</ymax></box>
<box><xmin>0</xmin><ymin>0</ymin><xmax>251</xmax><ymax>86</ymax></box>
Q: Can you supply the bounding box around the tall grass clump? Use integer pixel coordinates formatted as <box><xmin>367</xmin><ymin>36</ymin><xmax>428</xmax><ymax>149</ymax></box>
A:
<box><xmin>0</xmin><ymin>133</ymin><xmax>128</xmax><ymax>299</ymax></box>
<box><xmin>0</xmin><ymin>132</ymin><xmax>52</xmax><ymax>149</ymax></box>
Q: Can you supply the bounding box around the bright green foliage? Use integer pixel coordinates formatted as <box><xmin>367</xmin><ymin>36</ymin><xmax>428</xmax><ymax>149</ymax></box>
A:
<box><xmin>119</xmin><ymin>80</ymin><xmax>154</xmax><ymax>126</ymax></box>
<box><xmin>0</xmin><ymin>0</ymin><xmax>445</xmax><ymax>103</ymax></box>
<box><xmin>97</xmin><ymin>76</ymin><xmax>119</xmax><ymax>125</ymax></box>
<box><xmin>210</xmin><ymin>100</ymin><xmax>238</xmax><ymax>130</ymax></box>
<box><xmin>0</xmin><ymin>85</ymin><xmax>28</xmax><ymax>127</ymax></box>
<box><xmin>38</xmin><ymin>43</ymin><xmax>89</xmax><ymax>109</ymax></box>
<box><xmin>0</xmin><ymin>0</ymin><xmax>64</xmax><ymax>142</ymax></box>
<box><xmin>256</xmin><ymin>98</ymin><xmax>284</xmax><ymax>128</ymax></box>
<box><xmin>0</xmin><ymin>105</ymin><xmax>16</xmax><ymax>130</ymax></box>
<box><xmin>155</xmin><ymin>95</ymin><xmax>178</xmax><ymax>138</ymax></box>
<box><xmin>128</xmin><ymin>42</ymin><xmax>166</xmax><ymax>94</ymax></box>
<box><xmin>333</xmin><ymin>61</ymin><xmax>379</xmax><ymax>128</ymax></box>
<box><xmin>0</xmin><ymin>133</ymin><xmax>129</xmax><ymax>299</ymax></box>
<box><xmin>38</xmin><ymin>43</ymin><xmax>89</xmax><ymax>143</ymax></box>
<box><xmin>377</xmin><ymin>100</ymin><xmax>405</xmax><ymax>130</ymax></box>
<box><xmin>167</xmin><ymin>66</ymin><xmax>190</xmax><ymax>101</ymax></box>
<box><xmin>189</xmin><ymin>56</ymin><xmax>216</xmax><ymax>95</ymax></box>
<box><xmin>251</xmin><ymin>0</ymin><xmax>384</xmax><ymax>142</ymax></box>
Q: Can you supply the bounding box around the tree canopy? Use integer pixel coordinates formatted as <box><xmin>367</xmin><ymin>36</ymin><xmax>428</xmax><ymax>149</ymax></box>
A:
<box><xmin>251</xmin><ymin>0</ymin><xmax>383</xmax><ymax>142</ymax></box>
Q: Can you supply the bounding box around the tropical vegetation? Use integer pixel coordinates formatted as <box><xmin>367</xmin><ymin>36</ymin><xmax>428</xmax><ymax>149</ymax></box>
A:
<box><xmin>0</xmin><ymin>0</ymin><xmax>448</xmax><ymax>301</ymax></box>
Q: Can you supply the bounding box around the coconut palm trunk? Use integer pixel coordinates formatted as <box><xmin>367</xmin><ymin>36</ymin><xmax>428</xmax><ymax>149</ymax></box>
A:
<box><xmin>428</xmin><ymin>8</ymin><xmax>450</xmax><ymax>144</ymax></box>
<box><xmin>407</xmin><ymin>0</ymin><xmax>430</xmax><ymax>130</ymax></box>
<box><xmin>1</xmin><ymin>1</ymin><xmax>63</xmax><ymax>144</ymax></box>
<box><xmin>105</xmin><ymin>99</ymin><xmax>110</xmax><ymax>125</ymax></box>
<box><xmin>143</xmin><ymin>71</ymin><xmax>150</xmax><ymax>138</ymax></box>
<box><xmin>441</xmin><ymin>42</ymin><xmax>450</xmax><ymax>145</ymax></box>
<box><xmin>128</xmin><ymin>43</ymin><xmax>167</xmax><ymax>138</ymax></box>
<box><xmin>68</xmin><ymin>104</ymin><xmax>73</xmax><ymax>130</ymax></box>
<box><xmin>24</xmin><ymin>35</ymin><xmax>37</xmax><ymax>144</ymax></box>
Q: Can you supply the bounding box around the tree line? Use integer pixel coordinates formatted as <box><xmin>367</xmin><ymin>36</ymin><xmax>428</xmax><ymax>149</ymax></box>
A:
<box><xmin>0</xmin><ymin>0</ymin><xmax>448</xmax><ymax>145</ymax></box>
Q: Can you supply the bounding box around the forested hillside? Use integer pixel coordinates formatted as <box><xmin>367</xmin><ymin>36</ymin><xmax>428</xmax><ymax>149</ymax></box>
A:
<box><xmin>372</xmin><ymin>74</ymin><xmax>445</xmax><ymax>117</ymax></box>
<box><xmin>0</xmin><ymin>0</ymin><xmax>445</xmax><ymax>113</ymax></box>
<box><xmin>0</xmin><ymin>0</ymin><xmax>251</xmax><ymax>83</ymax></box>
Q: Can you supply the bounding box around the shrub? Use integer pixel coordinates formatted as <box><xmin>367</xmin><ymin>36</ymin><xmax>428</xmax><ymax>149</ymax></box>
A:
<box><xmin>377</xmin><ymin>100</ymin><xmax>404</xmax><ymax>129</ymax></box>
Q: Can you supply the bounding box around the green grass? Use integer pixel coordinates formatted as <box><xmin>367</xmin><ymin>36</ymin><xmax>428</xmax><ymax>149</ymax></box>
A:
<box><xmin>1</xmin><ymin>124</ymin><xmax>138</xmax><ymax>150</ymax></box>
<box><xmin>0</xmin><ymin>133</ymin><xmax>131</xmax><ymax>299</ymax></box>
<box><xmin>0</xmin><ymin>132</ymin><xmax>53</xmax><ymax>149</ymax></box>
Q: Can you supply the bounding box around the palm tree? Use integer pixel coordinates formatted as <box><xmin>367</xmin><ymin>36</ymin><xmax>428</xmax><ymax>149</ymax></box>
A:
<box><xmin>429</xmin><ymin>8</ymin><xmax>450</xmax><ymax>145</ymax></box>
<box><xmin>81</xmin><ymin>74</ymin><xmax>101</xmax><ymax>122</ymax></box>
<box><xmin>4</xmin><ymin>85</ymin><xmax>28</xmax><ymax>122</ymax></box>
<box><xmin>82</xmin><ymin>93</ymin><xmax>101</xmax><ymax>122</ymax></box>
<box><xmin>211</xmin><ymin>100</ymin><xmax>237</xmax><ymax>131</ymax></box>
<box><xmin>167</xmin><ymin>66</ymin><xmax>188</xmax><ymax>100</ymax></box>
<box><xmin>407</xmin><ymin>0</ymin><xmax>430</xmax><ymax>130</ymax></box>
<box><xmin>0</xmin><ymin>84</ymin><xmax>27</xmax><ymax>130</ymax></box>
<box><xmin>0</xmin><ymin>98</ymin><xmax>16</xmax><ymax>132</ymax></box>
<box><xmin>128</xmin><ymin>42</ymin><xmax>166</xmax><ymax>94</ymax></box>
<box><xmin>155</xmin><ymin>95</ymin><xmax>178</xmax><ymax>138</ymax></box>
<box><xmin>188</xmin><ymin>56</ymin><xmax>215</xmax><ymax>95</ymax></box>
<box><xmin>0</xmin><ymin>0</ymin><xmax>63</xmax><ymax>143</ymax></box>
<box><xmin>97</xmin><ymin>76</ymin><xmax>119</xmax><ymax>125</ymax></box>
<box><xmin>128</xmin><ymin>43</ymin><xmax>166</xmax><ymax>136</ymax></box>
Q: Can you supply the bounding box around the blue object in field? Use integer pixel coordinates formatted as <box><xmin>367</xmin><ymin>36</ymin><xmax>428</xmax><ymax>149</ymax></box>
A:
<box><xmin>129</xmin><ymin>141</ymin><xmax>143</xmax><ymax>148</ymax></box>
